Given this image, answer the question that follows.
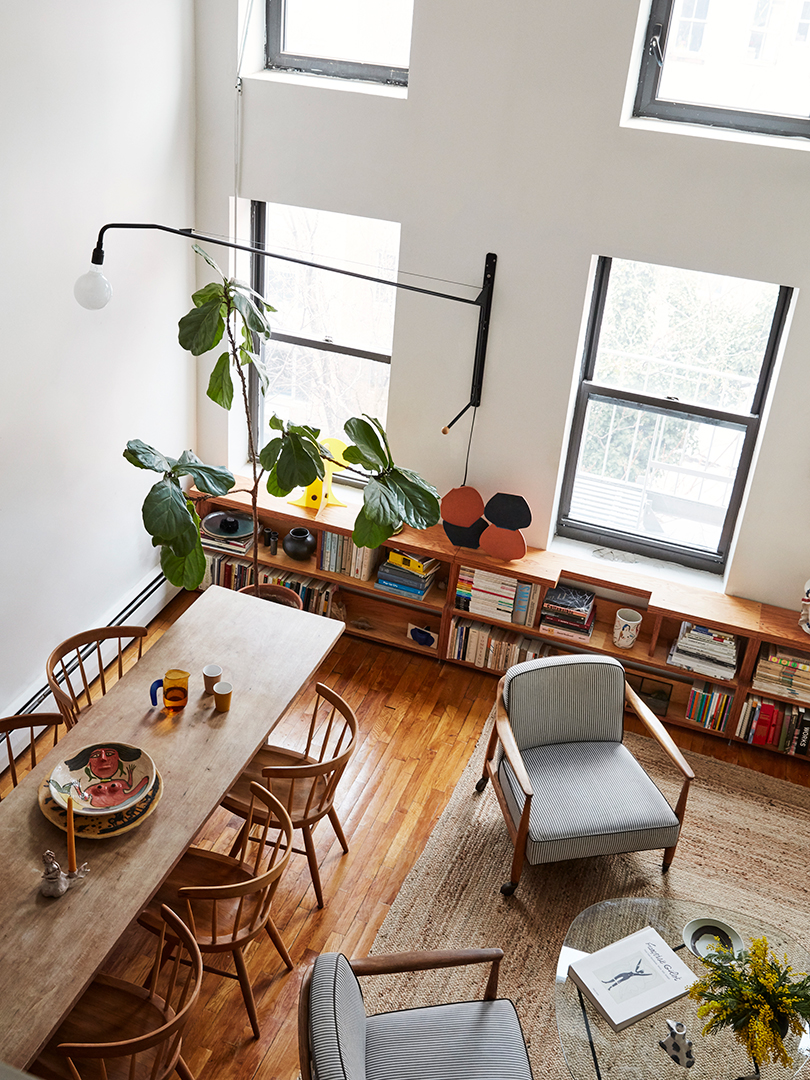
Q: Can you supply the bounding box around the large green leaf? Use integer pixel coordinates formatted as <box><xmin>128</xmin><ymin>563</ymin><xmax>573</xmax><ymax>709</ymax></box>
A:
<box><xmin>231</xmin><ymin>289</ymin><xmax>272</xmax><ymax>340</ymax></box>
<box><xmin>174</xmin><ymin>451</ymin><xmax>235</xmax><ymax>496</ymax></box>
<box><xmin>191</xmin><ymin>281</ymin><xmax>225</xmax><ymax>308</ymax></box>
<box><xmin>268</xmin><ymin>414</ymin><xmax>284</xmax><ymax>431</ymax></box>
<box><xmin>123</xmin><ymin>440</ymin><xmax>175</xmax><ymax>474</ymax></box>
<box><xmin>258</xmin><ymin>437</ymin><xmax>283</xmax><ymax>472</ymax></box>
<box><xmin>276</xmin><ymin>434</ymin><xmax>324</xmax><ymax>491</ymax></box>
<box><xmin>265</xmin><ymin>467</ymin><xmax>293</xmax><ymax>498</ymax></box>
<box><xmin>142</xmin><ymin>478</ymin><xmax>194</xmax><ymax>542</ymax></box>
<box><xmin>160</xmin><ymin>536</ymin><xmax>207</xmax><ymax>590</ymax></box>
<box><xmin>343</xmin><ymin>416</ymin><xmax>390</xmax><ymax>471</ymax></box>
<box><xmin>192</xmin><ymin>243</ymin><xmax>224</xmax><ymax>277</ymax></box>
<box><xmin>352</xmin><ymin>505</ymin><xmax>396</xmax><ymax>548</ymax></box>
<box><xmin>206</xmin><ymin>352</ymin><xmax>234</xmax><ymax>409</ymax></box>
<box><xmin>363</xmin><ymin>469</ymin><xmax>440</xmax><ymax>530</ymax></box>
<box><xmin>383</xmin><ymin>468</ymin><xmax>440</xmax><ymax>528</ymax></box>
<box><xmin>178</xmin><ymin>299</ymin><xmax>225</xmax><ymax>356</ymax></box>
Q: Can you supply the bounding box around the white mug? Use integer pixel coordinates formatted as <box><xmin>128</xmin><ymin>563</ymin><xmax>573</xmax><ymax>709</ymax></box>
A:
<box><xmin>613</xmin><ymin>608</ymin><xmax>642</xmax><ymax>649</ymax></box>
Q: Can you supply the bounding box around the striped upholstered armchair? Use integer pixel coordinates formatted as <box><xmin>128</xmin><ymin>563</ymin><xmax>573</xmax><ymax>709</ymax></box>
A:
<box><xmin>476</xmin><ymin>654</ymin><xmax>694</xmax><ymax>896</ymax></box>
<box><xmin>299</xmin><ymin>950</ymin><xmax>533</xmax><ymax>1080</ymax></box>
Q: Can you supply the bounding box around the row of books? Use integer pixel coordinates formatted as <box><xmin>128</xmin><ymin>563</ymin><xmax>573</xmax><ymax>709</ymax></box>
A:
<box><xmin>684</xmin><ymin>680</ymin><xmax>733</xmax><ymax>732</ymax></box>
<box><xmin>201</xmin><ymin>554</ymin><xmax>338</xmax><ymax>617</ymax></box>
<box><xmin>735</xmin><ymin>696</ymin><xmax>810</xmax><ymax>753</ymax></box>
<box><xmin>751</xmin><ymin>642</ymin><xmax>810</xmax><ymax>705</ymax></box>
<box><xmin>455</xmin><ymin>567</ymin><xmax>545</xmax><ymax>626</ymax></box>
<box><xmin>319</xmin><ymin>531</ymin><xmax>381</xmax><ymax>582</ymax></box>
<box><xmin>539</xmin><ymin>585</ymin><xmax>595</xmax><ymax>643</ymax></box>
<box><xmin>447</xmin><ymin>618</ymin><xmax>554</xmax><ymax>670</ymax></box>
<box><xmin>667</xmin><ymin>622</ymin><xmax>739</xmax><ymax>681</ymax></box>
<box><xmin>375</xmin><ymin>552</ymin><xmax>440</xmax><ymax>601</ymax></box>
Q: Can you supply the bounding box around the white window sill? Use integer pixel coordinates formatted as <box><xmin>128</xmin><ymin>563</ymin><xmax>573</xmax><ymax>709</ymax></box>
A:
<box><xmin>548</xmin><ymin>535</ymin><xmax>726</xmax><ymax>594</ymax></box>
<box><xmin>243</xmin><ymin>68</ymin><xmax>408</xmax><ymax>100</ymax></box>
<box><xmin>621</xmin><ymin>113</ymin><xmax>810</xmax><ymax>153</ymax></box>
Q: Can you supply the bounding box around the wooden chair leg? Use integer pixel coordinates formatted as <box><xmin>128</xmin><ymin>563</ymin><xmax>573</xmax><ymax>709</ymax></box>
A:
<box><xmin>175</xmin><ymin>1056</ymin><xmax>197</xmax><ymax>1080</ymax></box>
<box><xmin>327</xmin><ymin>806</ymin><xmax>349</xmax><ymax>853</ymax></box>
<box><xmin>265</xmin><ymin>915</ymin><xmax>294</xmax><ymax>971</ymax></box>
<box><xmin>302</xmin><ymin>824</ymin><xmax>324</xmax><ymax>908</ymax></box>
<box><xmin>232</xmin><ymin>946</ymin><xmax>260</xmax><ymax>1039</ymax></box>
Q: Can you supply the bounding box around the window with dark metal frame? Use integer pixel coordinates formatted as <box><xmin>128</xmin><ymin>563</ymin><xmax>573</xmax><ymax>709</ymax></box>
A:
<box><xmin>248</xmin><ymin>200</ymin><xmax>399</xmax><ymax>477</ymax></box>
<box><xmin>556</xmin><ymin>256</ymin><xmax>792</xmax><ymax>572</ymax></box>
<box><xmin>634</xmin><ymin>0</ymin><xmax>810</xmax><ymax>139</ymax></box>
<box><xmin>265</xmin><ymin>0</ymin><xmax>412</xmax><ymax>86</ymax></box>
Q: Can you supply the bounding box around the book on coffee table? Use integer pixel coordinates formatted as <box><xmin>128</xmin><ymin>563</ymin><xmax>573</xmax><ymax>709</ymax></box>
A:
<box><xmin>567</xmin><ymin>925</ymin><xmax>696</xmax><ymax>1032</ymax></box>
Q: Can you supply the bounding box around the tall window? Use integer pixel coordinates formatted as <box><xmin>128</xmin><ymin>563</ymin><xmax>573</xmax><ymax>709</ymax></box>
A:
<box><xmin>266</xmin><ymin>0</ymin><xmax>414</xmax><ymax>85</ymax></box>
<box><xmin>634</xmin><ymin>0</ymin><xmax>810</xmax><ymax>138</ymax></box>
<box><xmin>556</xmin><ymin>257</ymin><xmax>791</xmax><ymax>571</ymax></box>
<box><xmin>250</xmin><ymin>201</ymin><xmax>400</xmax><ymax>450</ymax></box>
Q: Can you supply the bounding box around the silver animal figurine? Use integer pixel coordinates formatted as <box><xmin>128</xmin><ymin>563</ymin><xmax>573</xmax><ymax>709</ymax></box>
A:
<box><xmin>659</xmin><ymin>1019</ymin><xmax>694</xmax><ymax>1067</ymax></box>
<box><xmin>39</xmin><ymin>850</ymin><xmax>89</xmax><ymax>898</ymax></box>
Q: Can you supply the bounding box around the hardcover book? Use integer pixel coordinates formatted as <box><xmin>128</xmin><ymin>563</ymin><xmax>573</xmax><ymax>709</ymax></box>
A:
<box><xmin>567</xmin><ymin>926</ymin><xmax>696</xmax><ymax>1032</ymax></box>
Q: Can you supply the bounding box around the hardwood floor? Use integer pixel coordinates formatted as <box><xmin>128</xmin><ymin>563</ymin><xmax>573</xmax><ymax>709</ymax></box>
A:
<box><xmin>6</xmin><ymin>591</ymin><xmax>499</xmax><ymax>1080</ymax></box>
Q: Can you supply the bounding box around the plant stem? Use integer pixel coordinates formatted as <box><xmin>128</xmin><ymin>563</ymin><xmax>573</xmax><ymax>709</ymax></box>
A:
<box><xmin>224</xmin><ymin>290</ymin><xmax>263</xmax><ymax>596</ymax></box>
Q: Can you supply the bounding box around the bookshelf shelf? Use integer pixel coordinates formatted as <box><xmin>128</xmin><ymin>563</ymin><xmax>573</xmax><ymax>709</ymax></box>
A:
<box><xmin>196</xmin><ymin>478</ymin><xmax>810</xmax><ymax>779</ymax></box>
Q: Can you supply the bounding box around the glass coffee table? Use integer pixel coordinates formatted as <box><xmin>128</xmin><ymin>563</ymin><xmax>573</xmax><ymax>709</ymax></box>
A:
<box><xmin>555</xmin><ymin>898</ymin><xmax>810</xmax><ymax>1080</ymax></box>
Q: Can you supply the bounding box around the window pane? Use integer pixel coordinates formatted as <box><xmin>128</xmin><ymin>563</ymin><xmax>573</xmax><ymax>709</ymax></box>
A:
<box><xmin>263</xmin><ymin>339</ymin><xmax>390</xmax><ymax>441</ymax></box>
<box><xmin>593</xmin><ymin>259</ymin><xmax>779</xmax><ymax>413</ymax></box>
<box><xmin>262</xmin><ymin>203</ymin><xmax>399</xmax><ymax>355</ymax></box>
<box><xmin>283</xmin><ymin>0</ymin><xmax>414</xmax><ymax>68</ymax></box>
<box><xmin>658</xmin><ymin>0</ymin><xmax>810</xmax><ymax>117</ymax></box>
<box><xmin>569</xmin><ymin>398</ymin><xmax>746</xmax><ymax>553</ymax></box>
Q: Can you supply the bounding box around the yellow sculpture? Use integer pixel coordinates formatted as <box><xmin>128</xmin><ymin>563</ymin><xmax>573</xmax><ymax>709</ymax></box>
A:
<box><xmin>288</xmin><ymin>438</ymin><xmax>349</xmax><ymax>510</ymax></box>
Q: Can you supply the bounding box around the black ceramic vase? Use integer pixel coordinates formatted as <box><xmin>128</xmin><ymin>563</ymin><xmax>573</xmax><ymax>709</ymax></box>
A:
<box><xmin>282</xmin><ymin>527</ymin><xmax>317</xmax><ymax>561</ymax></box>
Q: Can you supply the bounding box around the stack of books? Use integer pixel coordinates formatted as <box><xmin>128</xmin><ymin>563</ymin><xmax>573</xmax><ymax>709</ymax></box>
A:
<box><xmin>457</xmin><ymin>570</ymin><xmax>520</xmax><ymax>622</ymax></box>
<box><xmin>751</xmin><ymin>644</ymin><xmax>810</xmax><ymax>704</ymax></box>
<box><xmin>667</xmin><ymin>622</ymin><xmax>739</xmax><ymax>681</ymax></box>
<box><xmin>539</xmin><ymin>585</ymin><xmax>595</xmax><ymax>642</ymax></box>
<box><xmin>736</xmin><ymin>696</ymin><xmax>810</xmax><ymax>754</ymax></box>
<box><xmin>374</xmin><ymin>552</ymin><xmax>439</xmax><ymax>601</ymax></box>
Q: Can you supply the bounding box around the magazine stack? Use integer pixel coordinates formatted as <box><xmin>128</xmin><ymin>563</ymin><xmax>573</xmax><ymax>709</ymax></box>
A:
<box><xmin>667</xmin><ymin>622</ymin><xmax>739</xmax><ymax>681</ymax></box>
<box><xmin>539</xmin><ymin>585</ymin><xmax>595</xmax><ymax>642</ymax></box>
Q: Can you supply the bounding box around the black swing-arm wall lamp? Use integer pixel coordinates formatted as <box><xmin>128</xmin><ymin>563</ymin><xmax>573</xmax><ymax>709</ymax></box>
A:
<box><xmin>75</xmin><ymin>223</ymin><xmax>497</xmax><ymax>433</ymax></box>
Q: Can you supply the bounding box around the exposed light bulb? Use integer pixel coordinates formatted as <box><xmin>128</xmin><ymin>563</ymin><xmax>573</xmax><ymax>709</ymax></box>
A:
<box><xmin>74</xmin><ymin>265</ymin><xmax>112</xmax><ymax>309</ymax></box>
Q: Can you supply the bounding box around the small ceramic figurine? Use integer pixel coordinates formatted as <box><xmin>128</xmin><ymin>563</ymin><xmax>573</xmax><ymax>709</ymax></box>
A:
<box><xmin>799</xmin><ymin>579</ymin><xmax>810</xmax><ymax>635</ymax></box>
<box><xmin>659</xmin><ymin>1019</ymin><xmax>694</xmax><ymax>1067</ymax></box>
<box><xmin>39</xmin><ymin>850</ymin><xmax>89</xmax><ymax>898</ymax></box>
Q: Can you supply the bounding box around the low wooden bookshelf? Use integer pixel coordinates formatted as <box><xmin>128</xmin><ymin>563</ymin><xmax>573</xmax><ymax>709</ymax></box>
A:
<box><xmin>196</xmin><ymin>479</ymin><xmax>810</xmax><ymax>783</ymax></box>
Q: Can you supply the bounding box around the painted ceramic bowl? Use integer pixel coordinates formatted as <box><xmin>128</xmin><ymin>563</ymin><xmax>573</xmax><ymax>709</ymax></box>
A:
<box><xmin>48</xmin><ymin>743</ymin><xmax>156</xmax><ymax>816</ymax></box>
<box><xmin>683</xmin><ymin>917</ymin><xmax>744</xmax><ymax>958</ymax></box>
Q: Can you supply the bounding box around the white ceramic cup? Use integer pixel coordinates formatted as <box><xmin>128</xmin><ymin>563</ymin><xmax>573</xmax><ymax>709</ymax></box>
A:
<box><xmin>213</xmin><ymin>680</ymin><xmax>232</xmax><ymax>713</ymax></box>
<box><xmin>203</xmin><ymin>664</ymin><xmax>223</xmax><ymax>694</ymax></box>
<box><xmin>613</xmin><ymin>608</ymin><xmax>642</xmax><ymax>649</ymax></box>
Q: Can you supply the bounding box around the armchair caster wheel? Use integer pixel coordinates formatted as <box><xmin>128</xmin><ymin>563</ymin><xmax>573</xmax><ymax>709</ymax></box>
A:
<box><xmin>500</xmin><ymin>882</ymin><xmax>517</xmax><ymax>896</ymax></box>
<box><xmin>475</xmin><ymin>777</ymin><xmax>489</xmax><ymax>793</ymax></box>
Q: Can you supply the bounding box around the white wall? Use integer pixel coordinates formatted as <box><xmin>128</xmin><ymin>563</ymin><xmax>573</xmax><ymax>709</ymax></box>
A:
<box><xmin>193</xmin><ymin>0</ymin><xmax>810</xmax><ymax>612</ymax></box>
<box><xmin>0</xmin><ymin>1</ymin><xmax>197</xmax><ymax>715</ymax></box>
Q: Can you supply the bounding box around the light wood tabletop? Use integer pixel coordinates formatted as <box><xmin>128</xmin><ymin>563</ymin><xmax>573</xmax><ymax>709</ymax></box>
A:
<box><xmin>0</xmin><ymin>585</ymin><xmax>343</xmax><ymax>1070</ymax></box>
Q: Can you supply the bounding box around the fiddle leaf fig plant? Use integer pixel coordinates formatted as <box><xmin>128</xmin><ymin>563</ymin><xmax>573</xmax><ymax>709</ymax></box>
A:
<box><xmin>126</xmin><ymin>244</ymin><xmax>440</xmax><ymax>593</ymax></box>
<box><xmin>123</xmin><ymin>441</ymin><xmax>235</xmax><ymax>590</ymax></box>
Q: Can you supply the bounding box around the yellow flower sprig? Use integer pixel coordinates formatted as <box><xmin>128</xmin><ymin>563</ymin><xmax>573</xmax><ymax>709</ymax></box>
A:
<box><xmin>688</xmin><ymin>936</ymin><xmax>810</xmax><ymax>1068</ymax></box>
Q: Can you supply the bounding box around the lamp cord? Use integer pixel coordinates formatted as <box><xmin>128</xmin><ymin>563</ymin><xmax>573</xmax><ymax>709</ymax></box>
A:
<box><xmin>462</xmin><ymin>407</ymin><xmax>477</xmax><ymax>487</ymax></box>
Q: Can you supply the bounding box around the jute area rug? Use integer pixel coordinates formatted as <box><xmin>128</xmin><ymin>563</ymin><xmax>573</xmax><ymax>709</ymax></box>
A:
<box><xmin>363</xmin><ymin>712</ymin><xmax>810</xmax><ymax>1079</ymax></box>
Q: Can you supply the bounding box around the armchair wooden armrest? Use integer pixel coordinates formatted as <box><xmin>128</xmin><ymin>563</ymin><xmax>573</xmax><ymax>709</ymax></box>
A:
<box><xmin>624</xmin><ymin>680</ymin><xmax>694</xmax><ymax>871</ymax></box>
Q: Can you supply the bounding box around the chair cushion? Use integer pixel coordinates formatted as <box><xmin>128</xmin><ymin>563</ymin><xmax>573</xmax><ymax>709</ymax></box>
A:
<box><xmin>502</xmin><ymin>655</ymin><xmax>625</xmax><ymax>748</ymax></box>
<box><xmin>309</xmin><ymin>953</ymin><xmax>367</xmax><ymax>1080</ymax></box>
<box><xmin>366</xmin><ymin>999</ymin><xmax>533</xmax><ymax>1080</ymax></box>
<box><xmin>498</xmin><ymin>741</ymin><xmax>680</xmax><ymax>865</ymax></box>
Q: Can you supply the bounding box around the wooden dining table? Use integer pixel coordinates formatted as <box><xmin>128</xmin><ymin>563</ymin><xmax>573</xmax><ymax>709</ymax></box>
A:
<box><xmin>0</xmin><ymin>585</ymin><xmax>343</xmax><ymax>1071</ymax></box>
